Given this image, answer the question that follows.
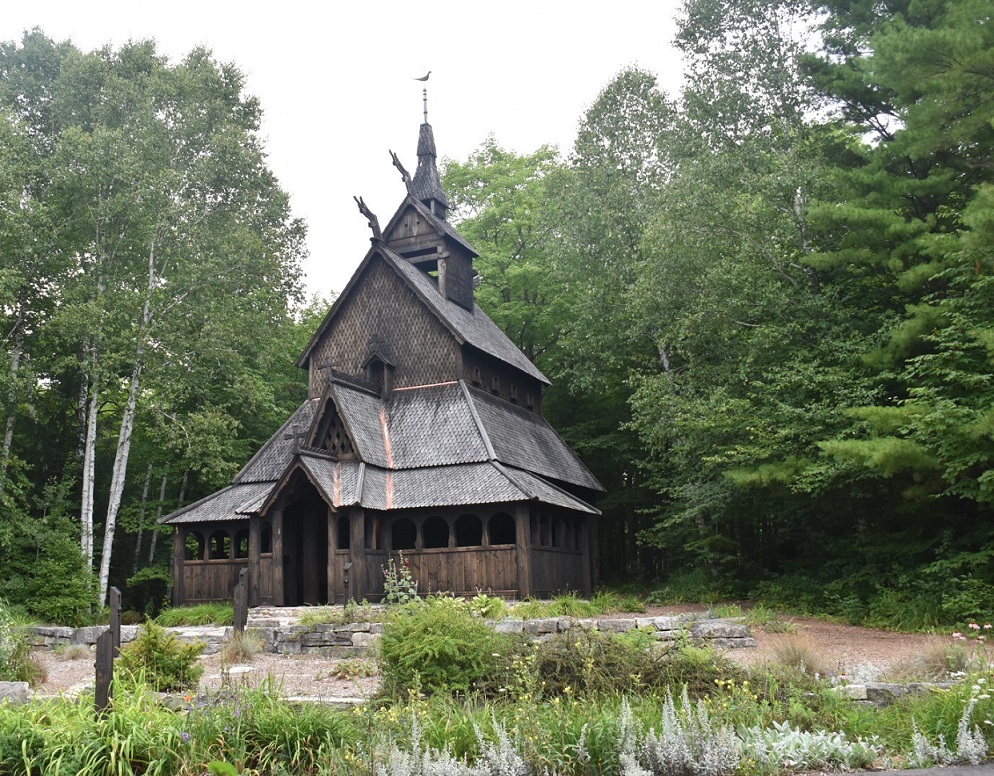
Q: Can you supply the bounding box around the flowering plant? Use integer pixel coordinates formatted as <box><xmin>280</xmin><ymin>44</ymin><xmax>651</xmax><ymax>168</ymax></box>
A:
<box><xmin>383</xmin><ymin>551</ymin><xmax>419</xmax><ymax>605</ymax></box>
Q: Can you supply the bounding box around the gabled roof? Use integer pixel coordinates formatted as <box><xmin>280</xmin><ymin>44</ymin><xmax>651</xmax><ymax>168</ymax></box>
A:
<box><xmin>258</xmin><ymin>455</ymin><xmax>599</xmax><ymax>515</ymax></box>
<box><xmin>158</xmin><ymin>482</ymin><xmax>273</xmax><ymax>525</ymax></box>
<box><xmin>382</xmin><ymin>195</ymin><xmax>476</xmax><ymax>257</ymax></box>
<box><xmin>296</xmin><ymin>203</ymin><xmax>549</xmax><ymax>387</ymax></box>
<box><xmin>234</xmin><ymin>398</ymin><xmax>320</xmax><ymax>483</ymax></box>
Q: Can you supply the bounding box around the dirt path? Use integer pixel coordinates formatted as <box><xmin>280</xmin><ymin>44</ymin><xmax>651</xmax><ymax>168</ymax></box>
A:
<box><xmin>28</xmin><ymin>607</ymin><xmax>954</xmax><ymax>698</ymax></box>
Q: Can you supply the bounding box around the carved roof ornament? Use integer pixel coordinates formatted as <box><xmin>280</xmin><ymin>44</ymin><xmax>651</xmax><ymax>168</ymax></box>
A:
<box><xmin>353</xmin><ymin>195</ymin><xmax>383</xmax><ymax>243</ymax></box>
<box><xmin>410</xmin><ymin>88</ymin><xmax>449</xmax><ymax>220</ymax></box>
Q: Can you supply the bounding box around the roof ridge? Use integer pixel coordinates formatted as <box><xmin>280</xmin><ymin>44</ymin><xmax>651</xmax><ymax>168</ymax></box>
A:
<box><xmin>489</xmin><ymin>460</ymin><xmax>534</xmax><ymax>500</ymax></box>
<box><xmin>460</xmin><ymin>380</ymin><xmax>497</xmax><ymax>460</ymax></box>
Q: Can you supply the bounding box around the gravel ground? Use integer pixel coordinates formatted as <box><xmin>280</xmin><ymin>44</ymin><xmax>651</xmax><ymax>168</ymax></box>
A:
<box><xmin>27</xmin><ymin>607</ymin><xmax>956</xmax><ymax>698</ymax></box>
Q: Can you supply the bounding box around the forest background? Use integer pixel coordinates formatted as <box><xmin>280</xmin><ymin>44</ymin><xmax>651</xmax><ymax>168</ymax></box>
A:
<box><xmin>1</xmin><ymin>0</ymin><xmax>992</xmax><ymax>630</ymax></box>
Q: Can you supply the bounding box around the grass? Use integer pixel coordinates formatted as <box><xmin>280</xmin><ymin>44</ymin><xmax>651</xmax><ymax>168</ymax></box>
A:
<box><xmin>219</xmin><ymin>630</ymin><xmax>265</xmax><ymax>664</ymax></box>
<box><xmin>298</xmin><ymin>600</ymin><xmax>381</xmax><ymax>626</ymax></box>
<box><xmin>155</xmin><ymin>602</ymin><xmax>234</xmax><ymax>627</ymax></box>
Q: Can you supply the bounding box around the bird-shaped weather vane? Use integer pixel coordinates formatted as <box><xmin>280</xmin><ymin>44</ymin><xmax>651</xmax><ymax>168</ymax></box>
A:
<box><xmin>415</xmin><ymin>71</ymin><xmax>431</xmax><ymax>82</ymax></box>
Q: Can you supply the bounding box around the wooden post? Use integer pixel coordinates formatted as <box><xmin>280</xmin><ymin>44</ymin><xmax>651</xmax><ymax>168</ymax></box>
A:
<box><xmin>350</xmin><ymin>508</ymin><xmax>366</xmax><ymax>602</ymax></box>
<box><xmin>109</xmin><ymin>586</ymin><xmax>122</xmax><ymax>657</ymax></box>
<box><xmin>233</xmin><ymin>567</ymin><xmax>248</xmax><ymax>633</ymax></box>
<box><xmin>248</xmin><ymin>517</ymin><xmax>261</xmax><ymax>607</ymax></box>
<box><xmin>172</xmin><ymin>527</ymin><xmax>185</xmax><ymax>606</ymax></box>
<box><xmin>94</xmin><ymin>629</ymin><xmax>114</xmax><ymax>715</ymax></box>
<box><xmin>515</xmin><ymin>504</ymin><xmax>532</xmax><ymax>599</ymax></box>
<box><xmin>302</xmin><ymin>512</ymin><xmax>319</xmax><ymax>604</ymax></box>
<box><xmin>271</xmin><ymin>508</ymin><xmax>284</xmax><ymax>606</ymax></box>
<box><xmin>327</xmin><ymin>507</ymin><xmax>336</xmax><ymax>604</ymax></box>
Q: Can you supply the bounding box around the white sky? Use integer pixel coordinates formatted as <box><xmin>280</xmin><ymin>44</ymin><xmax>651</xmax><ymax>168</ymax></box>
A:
<box><xmin>3</xmin><ymin>1</ymin><xmax>686</xmax><ymax>298</ymax></box>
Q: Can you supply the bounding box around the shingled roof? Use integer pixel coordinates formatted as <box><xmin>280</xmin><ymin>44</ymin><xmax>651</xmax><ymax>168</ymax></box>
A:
<box><xmin>161</xmin><ymin>375</ymin><xmax>602</xmax><ymax>526</ymax></box>
<box><xmin>296</xmin><ymin>238</ymin><xmax>549</xmax><ymax>387</ymax></box>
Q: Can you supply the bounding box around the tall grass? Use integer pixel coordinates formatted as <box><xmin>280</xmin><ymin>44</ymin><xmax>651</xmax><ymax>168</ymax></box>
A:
<box><xmin>155</xmin><ymin>602</ymin><xmax>234</xmax><ymax>627</ymax></box>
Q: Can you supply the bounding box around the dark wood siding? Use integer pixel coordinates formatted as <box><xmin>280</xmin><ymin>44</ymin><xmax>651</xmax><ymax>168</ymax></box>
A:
<box><xmin>182</xmin><ymin>559</ymin><xmax>247</xmax><ymax>602</ymax></box>
<box><xmin>463</xmin><ymin>349</ymin><xmax>544</xmax><ymax>413</ymax></box>
<box><xmin>309</xmin><ymin>259</ymin><xmax>460</xmax><ymax>397</ymax></box>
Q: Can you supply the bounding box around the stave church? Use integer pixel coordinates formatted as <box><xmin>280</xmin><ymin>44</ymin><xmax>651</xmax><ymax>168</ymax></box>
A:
<box><xmin>161</xmin><ymin>95</ymin><xmax>604</xmax><ymax>606</ymax></box>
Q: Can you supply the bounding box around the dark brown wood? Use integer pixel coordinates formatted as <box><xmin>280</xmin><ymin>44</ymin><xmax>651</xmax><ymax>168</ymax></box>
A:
<box><xmin>109</xmin><ymin>586</ymin><xmax>122</xmax><ymax>657</ymax></box>
<box><xmin>349</xmin><ymin>508</ymin><xmax>366</xmax><ymax>602</ymax></box>
<box><xmin>248</xmin><ymin>517</ymin><xmax>261</xmax><ymax>606</ymax></box>
<box><xmin>515</xmin><ymin>504</ymin><xmax>532</xmax><ymax>598</ymax></box>
<box><xmin>271</xmin><ymin>508</ymin><xmax>284</xmax><ymax>606</ymax></box>
<box><xmin>94</xmin><ymin>629</ymin><xmax>114</xmax><ymax>714</ymax></box>
<box><xmin>233</xmin><ymin>568</ymin><xmax>248</xmax><ymax>633</ymax></box>
<box><xmin>172</xmin><ymin>528</ymin><xmax>184</xmax><ymax>606</ymax></box>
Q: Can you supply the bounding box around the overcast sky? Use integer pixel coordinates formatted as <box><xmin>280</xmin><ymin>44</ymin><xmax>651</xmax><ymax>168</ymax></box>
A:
<box><xmin>3</xmin><ymin>1</ymin><xmax>686</xmax><ymax>298</ymax></box>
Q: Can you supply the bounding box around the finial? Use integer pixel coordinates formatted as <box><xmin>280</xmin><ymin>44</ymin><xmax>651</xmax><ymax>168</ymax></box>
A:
<box><xmin>353</xmin><ymin>196</ymin><xmax>383</xmax><ymax>243</ymax></box>
<box><xmin>423</xmin><ymin>88</ymin><xmax>428</xmax><ymax>123</ymax></box>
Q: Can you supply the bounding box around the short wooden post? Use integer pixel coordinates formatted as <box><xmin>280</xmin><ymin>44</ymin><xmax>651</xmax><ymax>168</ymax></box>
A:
<box><xmin>109</xmin><ymin>586</ymin><xmax>122</xmax><ymax>657</ymax></box>
<box><xmin>94</xmin><ymin>629</ymin><xmax>114</xmax><ymax>714</ymax></box>
<box><xmin>233</xmin><ymin>567</ymin><xmax>248</xmax><ymax>634</ymax></box>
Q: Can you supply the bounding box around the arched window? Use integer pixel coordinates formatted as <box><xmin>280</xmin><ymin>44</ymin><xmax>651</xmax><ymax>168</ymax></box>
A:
<box><xmin>392</xmin><ymin>518</ymin><xmax>417</xmax><ymax>550</ymax></box>
<box><xmin>260</xmin><ymin>522</ymin><xmax>272</xmax><ymax>554</ymax></box>
<box><xmin>455</xmin><ymin>514</ymin><xmax>483</xmax><ymax>547</ymax></box>
<box><xmin>336</xmin><ymin>515</ymin><xmax>351</xmax><ymax>550</ymax></box>
<box><xmin>488</xmin><ymin>512</ymin><xmax>516</xmax><ymax>545</ymax></box>
<box><xmin>234</xmin><ymin>528</ymin><xmax>249</xmax><ymax>559</ymax></box>
<box><xmin>208</xmin><ymin>529</ymin><xmax>230</xmax><ymax>560</ymax></box>
<box><xmin>423</xmin><ymin>516</ymin><xmax>449</xmax><ymax>549</ymax></box>
<box><xmin>185</xmin><ymin>531</ymin><xmax>205</xmax><ymax>561</ymax></box>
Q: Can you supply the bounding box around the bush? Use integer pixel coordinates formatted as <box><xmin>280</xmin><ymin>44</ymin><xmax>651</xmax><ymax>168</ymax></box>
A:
<box><xmin>156</xmin><ymin>602</ymin><xmax>234</xmax><ymax>627</ymax></box>
<box><xmin>0</xmin><ymin>599</ymin><xmax>43</xmax><ymax>684</ymax></box>
<box><xmin>378</xmin><ymin>597</ymin><xmax>503</xmax><ymax>696</ymax></box>
<box><xmin>117</xmin><ymin>620</ymin><xmax>204</xmax><ymax>692</ymax></box>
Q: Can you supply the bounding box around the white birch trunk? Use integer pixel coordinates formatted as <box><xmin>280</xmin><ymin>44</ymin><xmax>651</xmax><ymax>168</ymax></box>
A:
<box><xmin>80</xmin><ymin>371</ymin><xmax>98</xmax><ymax>569</ymax></box>
<box><xmin>98</xmin><ymin>359</ymin><xmax>142</xmax><ymax>605</ymax></box>
<box><xmin>0</xmin><ymin>322</ymin><xmax>23</xmax><ymax>499</ymax></box>
<box><xmin>97</xmin><ymin>240</ymin><xmax>157</xmax><ymax>606</ymax></box>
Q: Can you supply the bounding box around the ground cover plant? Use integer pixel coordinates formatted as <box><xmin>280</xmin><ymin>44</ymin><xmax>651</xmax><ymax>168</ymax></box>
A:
<box><xmin>155</xmin><ymin>602</ymin><xmax>235</xmax><ymax>627</ymax></box>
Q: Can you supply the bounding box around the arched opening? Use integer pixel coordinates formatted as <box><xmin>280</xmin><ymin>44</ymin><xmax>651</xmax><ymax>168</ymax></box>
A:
<box><xmin>455</xmin><ymin>514</ymin><xmax>483</xmax><ymax>547</ymax></box>
<box><xmin>260</xmin><ymin>522</ymin><xmax>272</xmax><ymax>554</ymax></box>
<box><xmin>423</xmin><ymin>516</ymin><xmax>449</xmax><ymax>549</ymax></box>
<box><xmin>234</xmin><ymin>528</ymin><xmax>249</xmax><ymax>559</ymax></box>
<box><xmin>336</xmin><ymin>515</ymin><xmax>350</xmax><ymax>550</ymax></box>
<box><xmin>208</xmin><ymin>529</ymin><xmax>230</xmax><ymax>560</ymax></box>
<box><xmin>488</xmin><ymin>512</ymin><xmax>516</xmax><ymax>545</ymax></box>
<box><xmin>392</xmin><ymin>518</ymin><xmax>417</xmax><ymax>550</ymax></box>
<box><xmin>184</xmin><ymin>531</ymin><xmax>205</xmax><ymax>561</ymax></box>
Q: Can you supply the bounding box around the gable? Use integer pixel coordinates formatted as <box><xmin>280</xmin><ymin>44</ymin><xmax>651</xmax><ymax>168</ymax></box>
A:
<box><xmin>303</xmin><ymin>255</ymin><xmax>462</xmax><ymax>397</ymax></box>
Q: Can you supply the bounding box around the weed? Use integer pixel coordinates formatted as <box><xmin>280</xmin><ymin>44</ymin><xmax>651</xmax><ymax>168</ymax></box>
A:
<box><xmin>766</xmin><ymin>633</ymin><xmax>829</xmax><ymax>677</ymax></box>
<box><xmin>383</xmin><ymin>551</ymin><xmax>419</xmax><ymax>605</ymax></box>
<box><xmin>328</xmin><ymin>658</ymin><xmax>378</xmax><ymax>680</ymax></box>
<box><xmin>54</xmin><ymin>643</ymin><xmax>92</xmax><ymax>661</ymax></box>
<box><xmin>219</xmin><ymin>630</ymin><xmax>264</xmax><ymax>664</ymax></box>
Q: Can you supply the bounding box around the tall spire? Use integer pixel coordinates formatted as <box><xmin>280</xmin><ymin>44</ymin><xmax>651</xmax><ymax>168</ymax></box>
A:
<box><xmin>410</xmin><ymin>88</ymin><xmax>449</xmax><ymax>220</ymax></box>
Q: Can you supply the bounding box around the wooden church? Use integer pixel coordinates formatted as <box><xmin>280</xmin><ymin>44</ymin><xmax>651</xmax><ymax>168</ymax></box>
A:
<box><xmin>162</xmin><ymin>98</ymin><xmax>604</xmax><ymax>606</ymax></box>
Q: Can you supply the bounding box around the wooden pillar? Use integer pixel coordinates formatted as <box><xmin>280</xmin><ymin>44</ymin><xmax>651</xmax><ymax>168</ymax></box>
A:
<box><xmin>514</xmin><ymin>503</ymin><xmax>532</xmax><ymax>599</ymax></box>
<box><xmin>172</xmin><ymin>527</ymin><xmax>185</xmax><ymax>606</ymax></box>
<box><xmin>271</xmin><ymin>508</ymin><xmax>285</xmax><ymax>606</ymax></box>
<box><xmin>326</xmin><ymin>507</ymin><xmax>336</xmax><ymax>604</ymax></box>
<box><xmin>248</xmin><ymin>517</ymin><xmax>261</xmax><ymax>606</ymax></box>
<box><xmin>350</xmin><ymin>508</ymin><xmax>366</xmax><ymax>602</ymax></box>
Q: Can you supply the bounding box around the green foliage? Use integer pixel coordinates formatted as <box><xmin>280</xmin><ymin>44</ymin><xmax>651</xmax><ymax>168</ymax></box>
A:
<box><xmin>381</xmin><ymin>552</ymin><xmax>419</xmax><ymax>605</ymax></box>
<box><xmin>0</xmin><ymin>598</ymin><xmax>42</xmax><ymax>684</ymax></box>
<box><xmin>117</xmin><ymin>619</ymin><xmax>204</xmax><ymax>692</ymax></box>
<box><xmin>156</xmin><ymin>602</ymin><xmax>234</xmax><ymax>627</ymax></box>
<box><xmin>377</xmin><ymin>597</ymin><xmax>503</xmax><ymax>697</ymax></box>
<box><xmin>298</xmin><ymin>599</ymin><xmax>379</xmax><ymax>626</ymax></box>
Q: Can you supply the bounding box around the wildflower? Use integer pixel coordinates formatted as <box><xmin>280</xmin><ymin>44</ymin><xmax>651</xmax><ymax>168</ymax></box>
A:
<box><xmin>970</xmin><ymin>622</ymin><xmax>981</xmax><ymax>630</ymax></box>
<box><xmin>180</xmin><ymin>732</ymin><xmax>192</xmax><ymax>743</ymax></box>
<box><xmin>954</xmin><ymin>632</ymin><xmax>963</xmax><ymax>639</ymax></box>
<box><xmin>986</xmin><ymin>622</ymin><xmax>993</xmax><ymax>630</ymax></box>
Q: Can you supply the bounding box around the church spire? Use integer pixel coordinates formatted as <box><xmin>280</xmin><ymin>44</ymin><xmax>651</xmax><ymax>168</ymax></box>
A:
<box><xmin>410</xmin><ymin>88</ymin><xmax>449</xmax><ymax>220</ymax></box>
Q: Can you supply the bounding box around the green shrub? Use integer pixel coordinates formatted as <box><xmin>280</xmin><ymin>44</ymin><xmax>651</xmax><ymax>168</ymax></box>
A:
<box><xmin>378</xmin><ymin>597</ymin><xmax>503</xmax><ymax>696</ymax></box>
<box><xmin>0</xmin><ymin>598</ymin><xmax>43</xmax><ymax>684</ymax></box>
<box><xmin>117</xmin><ymin>620</ymin><xmax>205</xmax><ymax>692</ymax></box>
<box><xmin>156</xmin><ymin>602</ymin><xmax>234</xmax><ymax>627</ymax></box>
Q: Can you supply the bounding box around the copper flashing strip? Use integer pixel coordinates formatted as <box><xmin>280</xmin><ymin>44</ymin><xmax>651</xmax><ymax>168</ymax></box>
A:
<box><xmin>380</xmin><ymin>406</ymin><xmax>395</xmax><ymax>469</ymax></box>
<box><xmin>391</xmin><ymin>380</ymin><xmax>459</xmax><ymax>392</ymax></box>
